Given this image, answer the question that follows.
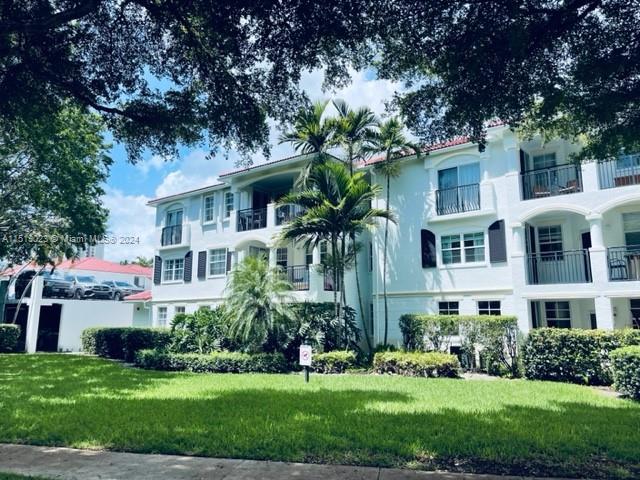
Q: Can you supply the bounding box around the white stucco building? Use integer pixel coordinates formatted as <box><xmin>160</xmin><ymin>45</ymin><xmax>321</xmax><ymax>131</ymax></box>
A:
<box><xmin>148</xmin><ymin>125</ymin><xmax>640</xmax><ymax>345</ymax></box>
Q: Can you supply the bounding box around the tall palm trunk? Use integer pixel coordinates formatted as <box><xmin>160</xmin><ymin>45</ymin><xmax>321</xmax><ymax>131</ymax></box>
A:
<box><xmin>331</xmin><ymin>235</ymin><xmax>340</xmax><ymax>341</ymax></box>
<box><xmin>382</xmin><ymin>170</ymin><xmax>391</xmax><ymax>346</ymax></box>
<box><xmin>339</xmin><ymin>235</ymin><xmax>348</xmax><ymax>346</ymax></box>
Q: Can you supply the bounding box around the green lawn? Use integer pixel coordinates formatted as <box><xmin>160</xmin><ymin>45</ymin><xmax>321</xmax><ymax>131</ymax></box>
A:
<box><xmin>0</xmin><ymin>355</ymin><xmax>638</xmax><ymax>479</ymax></box>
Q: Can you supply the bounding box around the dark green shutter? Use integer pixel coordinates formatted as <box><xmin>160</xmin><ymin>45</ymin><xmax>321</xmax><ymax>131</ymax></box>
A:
<box><xmin>488</xmin><ymin>219</ymin><xmax>507</xmax><ymax>263</ymax></box>
<box><xmin>421</xmin><ymin>229</ymin><xmax>436</xmax><ymax>268</ymax></box>
<box><xmin>183</xmin><ymin>251</ymin><xmax>193</xmax><ymax>282</ymax></box>
<box><xmin>153</xmin><ymin>256</ymin><xmax>162</xmax><ymax>285</ymax></box>
<box><xmin>197</xmin><ymin>251</ymin><xmax>207</xmax><ymax>280</ymax></box>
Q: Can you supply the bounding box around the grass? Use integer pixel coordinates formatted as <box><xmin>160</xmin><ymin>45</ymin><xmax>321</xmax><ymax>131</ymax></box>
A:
<box><xmin>0</xmin><ymin>355</ymin><xmax>638</xmax><ymax>479</ymax></box>
<box><xmin>0</xmin><ymin>474</ymin><xmax>50</xmax><ymax>480</ymax></box>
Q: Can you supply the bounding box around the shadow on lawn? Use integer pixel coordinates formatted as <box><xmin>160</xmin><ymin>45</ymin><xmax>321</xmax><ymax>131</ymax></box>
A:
<box><xmin>1</xmin><ymin>355</ymin><xmax>639</xmax><ymax>480</ymax></box>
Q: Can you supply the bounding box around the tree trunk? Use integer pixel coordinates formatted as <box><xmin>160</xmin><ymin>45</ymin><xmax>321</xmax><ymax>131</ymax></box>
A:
<box><xmin>340</xmin><ymin>236</ymin><xmax>348</xmax><ymax>347</ymax></box>
<box><xmin>383</xmin><ymin>171</ymin><xmax>390</xmax><ymax>346</ymax></box>
<box><xmin>331</xmin><ymin>235</ymin><xmax>340</xmax><ymax>342</ymax></box>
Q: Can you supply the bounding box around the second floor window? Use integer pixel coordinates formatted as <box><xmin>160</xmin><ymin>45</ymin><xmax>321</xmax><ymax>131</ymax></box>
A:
<box><xmin>276</xmin><ymin>248</ymin><xmax>288</xmax><ymax>268</ymax></box>
<box><xmin>441</xmin><ymin>235</ymin><xmax>462</xmax><ymax>264</ymax></box>
<box><xmin>163</xmin><ymin>258</ymin><xmax>184</xmax><ymax>282</ymax></box>
<box><xmin>532</xmin><ymin>152</ymin><xmax>557</xmax><ymax>170</ymax></box>
<box><xmin>623</xmin><ymin>212</ymin><xmax>640</xmax><ymax>246</ymax></box>
<box><xmin>166</xmin><ymin>208</ymin><xmax>183</xmax><ymax>226</ymax></box>
<box><xmin>209</xmin><ymin>248</ymin><xmax>227</xmax><ymax>276</ymax></box>
<box><xmin>463</xmin><ymin>232</ymin><xmax>485</xmax><ymax>262</ymax></box>
<box><xmin>203</xmin><ymin>195</ymin><xmax>215</xmax><ymax>223</ymax></box>
<box><xmin>224</xmin><ymin>191</ymin><xmax>234</xmax><ymax>218</ymax></box>
<box><xmin>538</xmin><ymin>225</ymin><xmax>563</xmax><ymax>260</ymax></box>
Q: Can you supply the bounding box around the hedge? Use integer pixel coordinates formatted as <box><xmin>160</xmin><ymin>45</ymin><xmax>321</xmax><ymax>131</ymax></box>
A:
<box><xmin>373</xmin><ymin>351</ymin><xmax>460</xmax><ymax>378</ymax></box>
<box><xmin>522</xmin><ymin>328</ymin><xmax>640</xmax><ymax>385</ymax></box>
<box><xmin>0</xmin><ymin>324</ymin><xmax>20</xmax><ymax>353</ymax></box>
<box><xmin>399</xmin><ymin>314</ymin><xmax>520</xmax><ymax>376</ymax></box>
<box><xmin>134</xmin><ymin>349</ymin><xmax>288</xmax><ymax>373</ymax></box>
<box><xmin>610</xmin><ymin>346</ymin><xmax>640</xmax><ymax>399</ymax></box>
<box><xmin>312</xmin><ymin>350</ymin><xmax>357</xmax><ymax>374</ymax></box>
<box><xmin>81</xmin><ymin>327</ymin><xmax>171</xmax><ymax>362</ymax></box>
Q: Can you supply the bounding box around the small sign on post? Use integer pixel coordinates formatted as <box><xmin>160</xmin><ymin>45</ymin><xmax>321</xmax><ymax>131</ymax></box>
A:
<box><xmin>299</xmin><ymin>344</ymin><xmax>312</xmax><ymax>383</ymax></box>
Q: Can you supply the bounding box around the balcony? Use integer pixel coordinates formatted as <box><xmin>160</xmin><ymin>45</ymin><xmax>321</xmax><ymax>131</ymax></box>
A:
<box><xmin>160</xmin><ymin>224</ymin><xmax>190</xmax><ymax>249</ymax></box>
<box><xmin>607</xmin><ymin>246</ymin><xmax>640</xmax><ymax>281</ymax></box>
<box><xmin>435</xmin><ymin>184</ymin><xmax>480</xmax><ymax>216</ymax></box>
<box><xmin>282</xmin><ymin>265</ymin><xmax>310</xmax><ymax>291</ymax></box>
<box><xmin>598</xmin><ymin>155</ymin><xmax>640</xmax><ymax>189</ymax></box>
<box><xmin>521</xmin><ymin>164</ymin><xmax>582</xmax><ymax>200</ymax></box>
<box><xmin>526</xmin><ymin>249</ymin><xmax>592</xmax><ymax>285</ymax></box>
<box><xmin>237</xmin><ymin>207</ymin><xmax>267</xmax><ymax>232</ymax></box>
<box><xmin>275</xmin><ymin>204</ymin><xmax>305</xmax><ymax>226</ymax></box>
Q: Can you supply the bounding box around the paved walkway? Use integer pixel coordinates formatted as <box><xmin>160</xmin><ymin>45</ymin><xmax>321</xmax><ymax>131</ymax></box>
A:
<box><xmin>0</xmin><ymin>444</ymin><xmax>573</xmax><ymax>480</ymax></box>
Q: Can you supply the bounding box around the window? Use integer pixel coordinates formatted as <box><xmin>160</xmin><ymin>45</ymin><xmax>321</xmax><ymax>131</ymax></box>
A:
<box><xmin>532</xmin><ymin>152</ymin><xmax>557</xmax><ymax>170</ymax></box>
<box><xmin>545</xmin><ymin>301</ymin><xmax>571</xmax><ymax>328</ymax></box>
<box><xmin>248</xmin><ymin>246</ymin><xmax>267</xmax><ymax>259</ymax></box>
<box><xmin>463</xmin><ymin>232</ymin><xmax>485</xmax><ymax>262</ymax></box>
<box><xmin>320</xmin><ymin>241</ymin><xmax>328</xmax><ymax>264</ymax></box>
<box><xmin>441</xmin><ymin>232</ymin><xmax>485</xmax><ymax>265</ymax></box>
<box><xmin>133</xmin><ymin>276</ymin><xmax>144</xmax><ymax>287</ymax></box>
<box><xmin>538</xmin><ymin>225</ymin><xmax>563</xmax><ymax>260</ymax></box>
<box><xmin>441</xmin><ymin>235</ymin><xmax>462</xmax><ymax>264</ymax></box>
<box><xmin>208</xmin><ymin>248</ymin><xmax>227</xmax><ymax>276</ymax></box>
<box><xmin>630</xmin><ymin>299</ymin><xmax>640</xmax><ymax>329</ymax></box>
<box><xmin>623</xmin><ymin>212</ymin><xmax>640</xmax><ymax>246</ymax></box>
<box><xmin>305</xmin><ymin>247</ymin><xmax>313</xmax><ymax>266</ymax></box>
<box><xmin>158</xmin><ymin>307</ymin><xmax>168</xmax><ymax>328</ymax></box>
<box><xmin>478</xmin><ymin>300</ymin><xmax>501</xmax><ymax>315</ymax></box>
<box><xmin>276</xmin><ymin>247</ymin><xmax>288</xmax><ymax>268</ymax></box>
<box><xmin>616</xmin><ymin>153</ymin><xmax>640</xmax><ymax>170</ymax></box>
<box><xmin>174</xmin><ymin>306</ymin><xmax>186</xmax><ymax>320</ymax></box>
<box><xmin>166</xmin><ymin>208</ymin><xmax>183</xmax><ymax>226</ymax></box>
<box><xmin>163</xmin><ymin>258</ymin><xmax>184</xmax><ymax>281</ymax></box>
<box><xmin>369</xmin><ymin>242</ymin><xmax>373</xmax><ymax>272</ymax></box>
<box><xmin>439</xmin><ymin>301</ymin><xmax>459</xmax><ymax>315</ymax></box>
<box><xmin>224</xmin><ymin>191</ymin><xmax>234</xmax><ymax>218</ymax></box>
<box><xmin>438</xmin><ymin>163</ymin><xmax>480</xmax><ymax>190</ymax></box>
<box><xmin>203</xmin><ymin>195</ymin><xmax>215</xmax><ymax>223</ymax></box>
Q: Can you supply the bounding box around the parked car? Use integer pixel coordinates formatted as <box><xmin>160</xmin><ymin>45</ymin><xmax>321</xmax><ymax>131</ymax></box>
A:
<box><xmin>14</xmin><ymin>269</ymin><xmax>73</xmax><ymax>299</ymax></box>
<box><xmin>101</xmin><ymin>280</ymin><xmax>144</xmax><ymax>300</ymax></box>
<box><xmin>64</xmin><ymin>274</ymin><xmax>113</xmax><ymax>299</ymax></box>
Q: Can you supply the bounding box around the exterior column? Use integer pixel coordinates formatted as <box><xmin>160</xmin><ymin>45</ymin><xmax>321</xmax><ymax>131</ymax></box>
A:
<box><xmin>510</xmin><ymin>222</ymin><xmax>529</xmax><ymax>330</ymax></box>
<box><xmin>25</xmin><ymin>275</ymin><xmax>44</xmax><ymax>353</ymax></box>
<box><xmin>268</xmin><ymin>247</ymin><xmax>277</xmax><ymax>269</ymax></box>
<box><xmin>594</xmin><ymin>296</ymin><xmax>614</xmax><ymax>330</ymax></box>
<box><xmin>587</xmin><ymin>213</ymin><xmax>608</xmax><ymax>286</ymax></box>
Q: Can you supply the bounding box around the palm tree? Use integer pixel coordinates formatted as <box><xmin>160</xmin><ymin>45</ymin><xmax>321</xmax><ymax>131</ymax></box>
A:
<box><xmin>366</xmin><ymin>118</ymin><xmax>421</xmax><ymax>346</ymax></box>
<box><xmin>225</xmin><ymin>255</ymin><xmax>293</xmax><ymax>352</ymax></box>
<box><xmin>279</xmin><ymin>100</ymin><xmax>337</xmax><ymax>186</ymax></box>
<box><xmin>332</xmin><ymin>99</ymin><xmax>378</xmax><ymax>350</ymax></box>
<box><xmin>278</xmin><ymin>161</ymin><xmax>393</xmax><ymax>345</ymax></box>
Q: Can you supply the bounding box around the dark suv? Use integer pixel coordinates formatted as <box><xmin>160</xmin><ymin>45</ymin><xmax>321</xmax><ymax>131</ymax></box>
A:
<box><xmin>14</xmin><ymin>269</ymin><xmax>73</xmax><ymax>299</ymax></box>
<box><xmin>64</xmin><ymin>274</ymin><xmax>113</xmax><ymax>299</ymax></box>
<box><xmin>101</xmin><ymin>280</ymin><xmax>144</xmax><ymax>300</ymax></box>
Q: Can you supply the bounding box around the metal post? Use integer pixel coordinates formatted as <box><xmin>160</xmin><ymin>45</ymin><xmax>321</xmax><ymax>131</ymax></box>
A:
<box><xmin>304</xmin><ymin>366</ymin><xmax>310</xmax><ymax>383</ymax></box>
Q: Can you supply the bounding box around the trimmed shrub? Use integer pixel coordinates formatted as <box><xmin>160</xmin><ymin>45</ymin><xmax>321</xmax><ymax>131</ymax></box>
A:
<box><xmin>399</xmin><ymin>314</ymin><xmax>520</xmax><ymax>376</ymax></box>
<box><xmin>312</xmin><ymin>350</ymin><xmax>357</xmax><ymax>373</ymax></box>
<box><xmin>610</xmin><ymin>346</ymin><xmax>640</xmax><ymax>399</ymax></box>
<box><xmin>135</xmin><ymin>349</ymin><xmax>288</xmax><ymax>373</ymax></box>
<box><xmin>81</xmin><ymin>327</ymin><xmax>171</xmax><ymax>362</ymax></box>
<box><xmin>373</xmin><ymin>351</ymin><xmax>460</xmax><ymax>378</ymax></box>
<box><xmin>170</xmin><ymin>306</ymin><xmax>231</xmax><ymax>354</ymax></box>
<box><xmin>0</xmin><ymin>324</ymin><xmax>20</xmax><ymax>352</ymax></box>
<box><xmin>522</xmin><ymin>328</ymin><xmax>640</xmax><ymax>385</ymax></box>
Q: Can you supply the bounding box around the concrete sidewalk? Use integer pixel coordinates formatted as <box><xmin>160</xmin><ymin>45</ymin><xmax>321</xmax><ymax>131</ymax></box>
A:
<box><xmin>0</xmin><ymin>443</ymin><xmax>571</xmax><ymax>480</ymax></box>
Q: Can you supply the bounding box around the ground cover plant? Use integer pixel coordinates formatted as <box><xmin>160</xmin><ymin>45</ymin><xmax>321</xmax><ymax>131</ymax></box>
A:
<box><xmin>0</xmin><ymin>354</ymin><xmax>638</xmax><ymax>479</ymax></box>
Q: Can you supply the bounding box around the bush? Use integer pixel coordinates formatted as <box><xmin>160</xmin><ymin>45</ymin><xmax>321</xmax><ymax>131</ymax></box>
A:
<box><xmin>81</xmin><ymin>327</ymin><xmax>171</xmax><ymax>362</ymax></box>
<box><xmin>0</xmin><ymin>324</ymin><xmax>20</xmax><ymax>352</ymax></box>
<box><xmin>312</xmin><ymin>350</ymin><xmax>357</xmax><ymax>373</ymax></box>
<box><xmin>135</xmin><ymin>349</ymin><xmax>289</xmax><ymax>373</ymax></box>
<box><xmin>399</xmin><ymin>314</ymin><xmax>520</xmax><ymax>376</ymax></box>
<box><xmin>373</xmin><ymin>351</ymin><xmax>460</xmax><ymax>378</ymax></box>
<box><xmin>170</xmin><ymin>306</ymin><xmax>231</xmax><ymax>354</ymax></box>
<box><xmin>610</xmin><ymin>346</ymin><xmax>640</xmax><ymax>399</ymax></box>
<box><xmin>522</xmin><ymin>328</ymin><xmax>640</xmax><ymax>385</ymax></box>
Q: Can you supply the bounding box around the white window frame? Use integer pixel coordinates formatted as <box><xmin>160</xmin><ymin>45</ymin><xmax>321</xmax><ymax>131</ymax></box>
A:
<box><xmin>174</xmin><ymin>305</ymin><xmax>186</xmax><ymax>320</ymax></box>
<box><xmin>203</xmin><ymin>194</ymin><xmax>216</xmax><ymax>224</ymax></box>
<box><xmin>463</xmin><ymin>232</ymin><xmax>485</xmax><ymax>263</ymax></box>
<box><xmin>163</xmin><ymin>258</ymin><xmax>184</xmax><ymax>283</ymax></box>
<box><xmin>478</xmin><ymin>300</ymin><xmax>501</xmax><ymax>316</ymax></box>
<box><xmin>276</xmin><ymin>247</ymin><xmax>288</xmax><ymax>268</ymax></box>
<box><xmin>531</xmin><ymin>152</ymin><xmax>557</xmax><ymax>170</ymax></box>
<box><xmin>438</xmin><ymin>301</ymin><xmax>459</xmax><ymax>315</ymax></box>
<box><xmin>224</xmin><ymin>191</ymin><xmax>234</xmax><ymax>218</ymax></box>
<box><xmin>165</xmin><ymin>207</ymin><xmax>183</xmax><ymax>227</ymax></box>
<box><xmin>537</xmin><ymin>225</ymin><xmax>563</xmax><ymax>261</ymax></box>
<box><xmin>545</xmin><ymin>301</ymin><xmax>571</xmax><ymax>328</ymax></box>
<box><xmin>622</xmin><ymin>212</ymin><xmax>640</xmax><ymax>247</ymax></box>
<box><xmin>208</xmin><ymin>248</ymin><xmax>228</xmax><ymax>277</ymax></box>
<box><xmin>441</xmin><ymin>234</ymin><xmax>462</xmax><ymax>265</ymax></box>
<box><xmin>441</xmin><ymin>231</ymin><xmax>485</xmax><ymax>266</ymax></box>
<box><xmin>157</xmin><ymin>306</ymin><xmax>168</xmax><ymax>328</ymax></box>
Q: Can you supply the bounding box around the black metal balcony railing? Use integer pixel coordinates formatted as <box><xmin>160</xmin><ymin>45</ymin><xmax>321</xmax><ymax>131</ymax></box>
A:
<box><xmin>435</xmin><ymin>183</ymin><xmax>480</xmax><ymax>215</ymax></box>
<box><xmin>521</xmin><ymin>164</ymin><xmax>582</xmax><ymax>200</ymax></box>
<box><xmin>607</xmin><ymin>245</ymin><xmax>640</xmax><ymax>281</ymax></box>
<box><xmin>237</xmin><ymin>207</ymin><xmax>267</xmax><ymax>232</ymax></box>
<box><xmin>598</xmin><ymin>155</ymin><xmax>640</xmax><ymax>189</ymax></box>
<box><xmin>526</xmin><ymin>249</ymin><xmax>592</xmax><ymax>285</ymax></box>
<box><xmin>282</xmin><ymin>265</ymin><xmax>310</xmax><ymax>291</ymax></box>
<box><xmin>161</xmin><ymin>225</ymin><xmax>183</xmax><ymax>246</ymax></box>
<box><xmin>275</xmin><ymin>204</ymin><xmax>305</xmax><ymax>226</ymax></box>
<box><xmin>323</xmin><ymin>271</ymin><xmax>341</xmax><ymax>291</ymax></box>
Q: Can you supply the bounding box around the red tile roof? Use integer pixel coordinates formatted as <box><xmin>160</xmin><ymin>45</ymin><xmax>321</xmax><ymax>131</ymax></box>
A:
<box><xmin>124</xmin><ymin>290</ymin><xmax>152</xmax><ymax>301</ymax></box>
<box><xmin>1</xmin><ymin>257</ymin><xmax>152</xmax><ymax>277</ymax></box>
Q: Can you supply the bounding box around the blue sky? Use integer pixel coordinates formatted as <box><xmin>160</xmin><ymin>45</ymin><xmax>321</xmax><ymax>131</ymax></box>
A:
<box><xmin>102</xmin><ymin>68</ymin><xmax>403</xmax><ymax>261</ymax></box>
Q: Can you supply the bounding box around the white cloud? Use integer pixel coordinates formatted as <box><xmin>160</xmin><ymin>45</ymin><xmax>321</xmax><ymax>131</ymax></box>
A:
<box><xmin>102</xmin><ymin>187</ymin><xmax>155</xmax><ymax>262</ymax></box>
<box><xmin>153</xmin><ymin>149</ymin><xmax>223</xmax><ymax>198</ymax></box>
<box><xmin>136</xmin><ymin>154</ymin><xmax>169</xmax><ymax>175</ymax></box>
